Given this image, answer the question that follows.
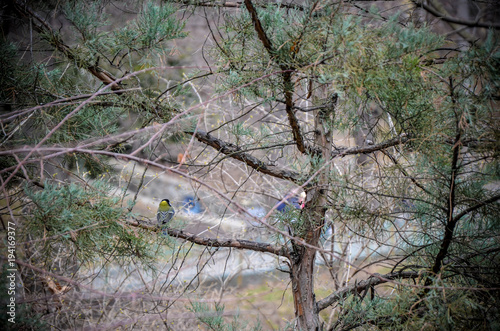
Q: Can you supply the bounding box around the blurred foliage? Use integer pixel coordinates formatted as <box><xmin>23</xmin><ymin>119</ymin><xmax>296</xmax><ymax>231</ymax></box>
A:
<box><xmin>189</xmin><ymin>302</ymin><xmax>262</xmax><ymax>331</ymax></box>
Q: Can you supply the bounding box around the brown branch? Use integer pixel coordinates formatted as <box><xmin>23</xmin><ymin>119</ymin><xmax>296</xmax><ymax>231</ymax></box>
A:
<box><xmin>1</xmin><ymin>88</ymin><xmax>140</xmax><ymax>124</ymax></box>
<box><xmin>413</xmin><ymin>0</ymin><xmax>500</xmax><ymax>30</ymax></box>
<box><xmin>243</xmin><ymin>0</ymin><xmax>310</xmax><ymax>156</ymax></box>
<box><xmin>242</xmin><ymin>0</ymin><xmax>308</xmax><ymax>155</ymax></box>
<box><xmin>187</xmin><ymin>129</ymin><xmax>302</xmax><ymax>183</ymax></box>
<box><xmin>13</xmin><ymin>0</ymin><xmax>122</xmax><ymax>91</ymax></box>
<box><xmin>331</xmin><ymin>133</ymin><xmax>411</xmax><ymax>159</ymax></box>
<box><xmin>1</xmin><ymin>131</ymin><xmax>409</xmax><ymax>184</ymax></box>
<box><xmin>317</xmin><ymin>271</ymin><xmax>423</xmax><ymax>311</ymax></box>
<box><xmin>412</xmin><ymin>0</ymin><xmax>486</xmax><ymax>46</ymax></box>
<box><xmin>431</xmin><ymin>132</ymin><xmax>462</xmax><ymax>274</ymax></box>
<box><xmin>452</xmin><ymin>194</ymin><xmax>500</xmax><ymax>227</ymax></box>
<box><xmin>291</xmin><ymin>102</ymin><xmax>336</xmax><ymax>113</ymax></box>
<box><xmin>244</xmin><ymin>0</ymin><xmax>274</xmax><ymax>53</ymax></box>
<box><xmin>283</xmin><ymin>72</ymin><xmax>308</xmax><ymax>154</ymax></box>
<box><xmin>125</xmin><ymin>218</ymin><xmax>289</xmax><ymax>258</ymax></box>
<box><xmin>7</xmin><ymin>258</ymin><xmax>264</xmax><ymax>305</ymax></box>
<box><xmin>380</xmin><ymin>149</ymin><xmax>436</xmax><ymax>198</ymax></box>
<box><xmin>177</xmin><ymin>0</ymin><xmax>306</xmax><ymax>11</ymax></box>
<box><xmin>167</xmin><ymin>228</ymin><xmax>289</xmax><ymax>257</ymax></box>
<box><xmin>431</xmin><ymin>79</ymin><xmax>462</xmax><ymax>276</ymax></box>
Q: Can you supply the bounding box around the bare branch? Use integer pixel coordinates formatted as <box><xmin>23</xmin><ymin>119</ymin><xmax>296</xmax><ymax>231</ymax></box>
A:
<box><xmin>125</xmin><ymin>218</ymin><xmax>290</xmax><ymax>258</ymax></box>
<box><xmin>317</xmin><ymin>271</ymin><xmax>423</xmax><ymax>311</ymax></box>
<box><xmin>283</xmin><ymin>71</ymin><xmax>309</xmax><ymax>154</ymax></box>
<box><xmin>177</xmin><ymin>0</ymin><xmax>306</xmax><ymax>11</ymax></box>
<box><xmin>413</xmin><ymin>0</ymin><xmax>500</xmax><ymax>30</ymax></box>
<box><xmin>331</xmin><ymin>134</ymin><xmax>411</xmax><ymax>159</ymax></box>
<box><xmin>7</xmin><ymin>257</ymin><xmax>261</xmax><ymax>304</ymax></box>
<box><xmin>380</xmin><ymin>149</ymin><xmax>437</xmax><ymax>198</ymax></box>
<box><xmin>187</xmin><ymin>129</ymin><xmax>303</xmax><ymax>183</ymax></box>
<box><xmin>431</xmin><ymin>81</ymin><xmax>461</xmax><ymax>276</ymax></box>
<box><xmin>167</xmin><ymin>228</ymin><xmax>290</xmax><ymax>257</ymax></box>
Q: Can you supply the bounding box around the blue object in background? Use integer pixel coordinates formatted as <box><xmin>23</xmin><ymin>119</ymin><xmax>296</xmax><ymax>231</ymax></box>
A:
<box><xmin>182</xmin><ymin>195</ymin><xmax>204</xmax><ymax>214</ymax></box>
<box><xmin>276</xmin><ymin>196</ymin><xmax>302</xmax><ymax>212</ymax></box>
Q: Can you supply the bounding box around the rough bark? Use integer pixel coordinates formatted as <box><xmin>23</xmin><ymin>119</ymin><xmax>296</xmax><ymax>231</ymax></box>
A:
<box><xmin>290</xmin><ymin>95</ymin><xmax>336</xmax><ymax>330</ymax></box>
<box><xmin>290</xmin><ymin>238</ymin><xmax>322</xmax><ymax>330</ymax></box>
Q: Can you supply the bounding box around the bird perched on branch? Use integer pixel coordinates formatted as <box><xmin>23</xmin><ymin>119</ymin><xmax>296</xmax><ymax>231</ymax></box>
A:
<box><xmin>157</xmin><ymin>199</ymin><xmax>175</xmax><ymax>226</ymax></box>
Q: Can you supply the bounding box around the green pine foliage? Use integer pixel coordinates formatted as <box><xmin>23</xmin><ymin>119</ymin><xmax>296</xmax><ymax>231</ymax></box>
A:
<box><xmin>325</xmin><ymin>27</ymin><xmax>500</xmax><ymax>329</ymax></box>
<box><xmin>1</xmin><ymin>0</ymin><xmax>499</xmax><ymax>329</ymax></box>
<box><xmin>209</xmin><ymin>2</ymin><xmax>499</xmax><ymax>328</ymax></box>
<box><xmin>25</xmin><ymin>181</ymin><xmax>155</xmax><ymax>265</ymax></box>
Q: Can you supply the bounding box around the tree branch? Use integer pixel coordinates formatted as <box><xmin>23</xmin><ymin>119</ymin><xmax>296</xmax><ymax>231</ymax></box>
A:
<box><xmin>167</xmin><ymin>228</ymin><xmax>289</xmax><ymax>257</ymax></box>
<box><xmin>178</xmin><ymin>0</ymin><xmax>306</xmax><ymax>11</ymax></box>
<box><xmin>244</xmin><ymin>0</ymin><xmax>274</xmax><ymax>54</ymax></box>
<box><xmin>330</xmin><ymin>134</ymin><xmax>411</xmax><ymax>159</ymax></box>
<box><xmin>380</xmin><ymin>149</ymin><xmax>436</xmax><ymax>198</ymax></box>
<box><xmin>413</xmin><ymin>0</ymin><xmax>500</xmax><ymax>30</ymax></box>
<box><xmin>452</xmin><ymin>194</ymin><xmax>500</xmax><ymax>225</ymax></box>
<box><xmin>431</xmin><ymin>80</ymin><xmax>462</xmax><ymax>276</ymax></box>
<box><xmin>125</xmin><ymin>218</ymin><xmax>289</xmax><ymax>258</ymax></box>
<box><xmin>283</xmin><ymin>72</ymin><xmax>308</xmax><ymax>154</ymax></box>
<box><xmin>243</xmin><ymin>0</ymin><xmax>309</xmax><ymax>155</ymax></box>
<box><xmin>317</xmin><ymin>271</ymin><xmax>423</xmax><ymax>311</ymax></box>
<box><xmin>13</xmin><ymin>0</ymin><xmax>122</xmax><ymax>91</ymax></box>
<box><xmin>187</xmin><ymin>129</ymin><xmax>302</xmax><ymax>183</ymax></box>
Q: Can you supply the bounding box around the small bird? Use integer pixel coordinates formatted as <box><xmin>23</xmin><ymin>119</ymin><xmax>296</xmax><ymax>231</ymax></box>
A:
<box><xmin>157</xmin><ymin>199</ymin><xmax>175</xmax><ymax>226</ymax></box>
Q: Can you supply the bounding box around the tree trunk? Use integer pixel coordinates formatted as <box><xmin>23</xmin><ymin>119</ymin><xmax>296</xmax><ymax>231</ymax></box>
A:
<box><xmin>290</xmin><ymin>238</ymin><xmax>322</xmax><ymax>330</ymax></box>
<box><xmin>290</xmin><ymin>95</ymin><xmax>336</xmax><ymax>330</ymax></box>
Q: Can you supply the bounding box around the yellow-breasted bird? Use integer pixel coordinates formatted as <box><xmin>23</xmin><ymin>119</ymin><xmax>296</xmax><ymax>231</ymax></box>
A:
<box><xmin>157</xmin><ymin>199</ymin><xmax>175</xmax><ymax>226</ymax></box>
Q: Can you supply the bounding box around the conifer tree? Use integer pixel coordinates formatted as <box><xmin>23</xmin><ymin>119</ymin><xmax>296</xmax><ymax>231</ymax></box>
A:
<box><xmin>1</xmin><ymin>1</ymin><xmax>499</xmax><ymax>329</ymax></box>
